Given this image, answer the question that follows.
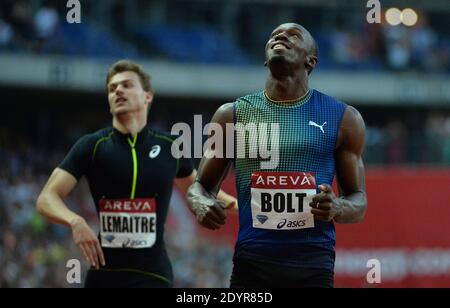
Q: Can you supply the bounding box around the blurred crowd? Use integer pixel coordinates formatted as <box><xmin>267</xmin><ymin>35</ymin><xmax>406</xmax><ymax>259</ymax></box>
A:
<box><xmin>0</xmin><ymin>0</ymin><xmax>449</xmax><ymax>72</ymax></box>
<box><xmin>328</xmin><ymin>18</ymin><xmax>449</xmax><ymax>72</ymax></box>
<box><xmin>379</xmin><ymin>18</ymin><xmax>449</xmax><ymax>72</ymax></box>
<box><xmin>365</xmin><ymin>112</ymin><xmax>450</xmax><ymax>165</ymax></box>
<box><xmin>0</xmin><ymin>0</ymin><xmax>59</xmax><ymax>52</ymax></box>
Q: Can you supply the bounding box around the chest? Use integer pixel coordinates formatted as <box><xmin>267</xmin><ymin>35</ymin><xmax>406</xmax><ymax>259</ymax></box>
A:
<box><xmin>89</xmin><ymin>139</ymin><xmax>176</xmax><ymax>197</ymax></box>
<box><xmin>237</xmin><ymin>106</ymin><xmax>338</xmax><ymax>160</ymax></box>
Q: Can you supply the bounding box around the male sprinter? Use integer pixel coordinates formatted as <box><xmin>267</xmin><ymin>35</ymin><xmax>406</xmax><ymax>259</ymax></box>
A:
<box><xmin>187</xmin><ymin>23</ymin><xmax>367</xmax><ymax>288</ymax></box>
<box><xmin>37</xmin><ymin>60</ymin><xmax>236</xmax><ymax>288</ymax></box>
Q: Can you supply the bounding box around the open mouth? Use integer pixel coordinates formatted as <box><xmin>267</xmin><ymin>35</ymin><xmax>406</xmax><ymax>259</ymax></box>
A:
<box><xmin>116</xmin><ymin>97</ymin><xmax>127</xmax><ymax>104</ymax></box>
<box><xmin>272</xmin><ymin>42</ymin><xmax>290</xmax><ymax>50</ymax></box>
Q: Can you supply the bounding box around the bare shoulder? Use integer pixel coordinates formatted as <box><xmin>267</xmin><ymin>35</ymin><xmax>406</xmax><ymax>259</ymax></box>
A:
<box><xmin>337</xmin><ymin>105</ymin><xmax>366</xmax><ymax>151</ymax></box>
<box><xmin>212</xmin><ymin>103</ymin><xmax>234</xmax><ymax>125</ymax></box>
<box><xmin>343</xmin><ymin>105</ymin><xmax>365</xmax><ymax>130</ymax></box>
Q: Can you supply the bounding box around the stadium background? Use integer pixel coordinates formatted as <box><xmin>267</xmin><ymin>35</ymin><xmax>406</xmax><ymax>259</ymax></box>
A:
<box><xmin>1</xmin><ymin>0</ymin><xmax>449</xmax><ymax>287</ymax></box>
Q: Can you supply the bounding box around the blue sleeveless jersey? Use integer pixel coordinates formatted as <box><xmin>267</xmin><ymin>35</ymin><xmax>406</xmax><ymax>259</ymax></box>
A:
<box><xmin>233</xmin><ymin>89</ymin><xmax>347</xmax><ymax>269</ymax></box>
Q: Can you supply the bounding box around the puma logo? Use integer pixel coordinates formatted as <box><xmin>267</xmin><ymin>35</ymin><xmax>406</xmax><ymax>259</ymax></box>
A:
<box><xmin>309</xmin><ymin>121</ymin><xmax>327</xmax><ymax>134</ymax></box>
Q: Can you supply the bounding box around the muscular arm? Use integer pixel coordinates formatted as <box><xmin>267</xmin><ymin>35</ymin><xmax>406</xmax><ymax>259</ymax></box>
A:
<box><xmin>196</xmin><ymin>103</ymin><xmax>234</xmax><ymax>194</ymax></box>
<box><xmin>311</xmin><ymin>106</ymin><xmax>367</xmax><ymax>224</ymax></box>
<box><xmin>186</xmin><ymin>103</ymin><xmax>235</xmax><ymax>229</ymax></box>
<box><xmin>37</xmin><ymin>167</ymin><xmax>105</xmax><ymax>268</ymax></box>
<box><xmin>334</xmin><ymin>106</ymin><xmax>367</xmax><ymax>224</ymax></box>
<box><xmin>36</xmin><ymin>168</ymin><xmax>81</xmax><ymax>227</ymax></box>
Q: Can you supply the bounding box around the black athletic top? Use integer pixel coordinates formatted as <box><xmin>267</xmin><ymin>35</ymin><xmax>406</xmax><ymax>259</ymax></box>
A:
<box><xmin>60</xmin><ymin>125</ymin><xmax>193</xmax><ymax>285</ymax></box>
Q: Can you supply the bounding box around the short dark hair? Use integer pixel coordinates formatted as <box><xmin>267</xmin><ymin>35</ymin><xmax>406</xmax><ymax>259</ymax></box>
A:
<box><xmin>106</xmin><ymin>60</ymin><xmax>153</xmax><ymax>93</ymax></box>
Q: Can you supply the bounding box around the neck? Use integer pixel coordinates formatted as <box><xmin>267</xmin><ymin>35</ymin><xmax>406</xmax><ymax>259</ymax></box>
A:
<box><xmin>113</xmin><ymin>112</ymin><xmax>147</xmax><ymax>137</ymax></box>
<box><xmin>265</xmin><ymin>69</ymin><xmax>309</xmax><ymax>102</ymax></box>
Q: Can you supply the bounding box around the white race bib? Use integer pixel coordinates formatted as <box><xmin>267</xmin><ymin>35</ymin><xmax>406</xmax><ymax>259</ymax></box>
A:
<box><xmin>99</xmin><ymin>199</ymin><xmax>156</xmax><ymax>248</ymax></box>
<box><xmin>251</xmin><ymin>172</ymin><xmax>316</xmax><ymax>230</ymax></box>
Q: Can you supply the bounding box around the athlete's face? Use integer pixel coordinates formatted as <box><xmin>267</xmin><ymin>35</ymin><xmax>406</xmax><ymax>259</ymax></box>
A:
<box><xmin>107</xmin><ymin>71</ymin><xmax>153</xmax><ymax>116</ymax></box>
<box><xmin>265</xmin><ymin>23</ymin><xmax>317</xmax><ymax>73</ymax></box>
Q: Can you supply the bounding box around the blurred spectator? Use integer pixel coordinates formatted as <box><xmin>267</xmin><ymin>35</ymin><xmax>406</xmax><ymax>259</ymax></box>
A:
<box><xmin>364</xmin><ymin>126</ymin><xmax>387</xmax><ymax>165</ymax></box>
<box><xmin>330</xmin><ymin>28</ymin><xmax>353</xmax><ymax>66</ymax></box>
<box><xmin>425</xmin><ymin>112</ymin><xmax>450</xmax><ymax>164</ymax></box>
<box><xmin>111</xmin><ymin>1</ymin><xmax>127</xmax><ymax>37</ymax></box>
<box><xmin>0</xmin><ymin>14</ymin><xmax>13</xmax><ymax>48</ymax></box>
<box><xmin>384</xmin><ymin>120</ymin><xmax>407</xmax><ymax>164</ymax></box>
<box><xmin>410</xmin><ymin>16</ymin><xmax>438</xmax><ymax>71</ymax></box>
<box><xmin>34</xmin><ymin>0</ymin><xmax>58</xmax><ymax>51</ymax></box>
<box><xmin>9</xmin><ymin>0</ymin><xmax>35</xmax><ymax>47</ymax></box>
<box><xmin>383</xmin><ymin>25</ymin><xmax>412</xmax><ymax>71</ymax></box>
<box><xmin>443</xmin><ymin>116</ymin><xmax>450</xmax><ymax>165</ymax></box>
<box><xmin>330</xmin><ymin>20</ymin><xmax>376</xmax><ymax>69</ymax></box>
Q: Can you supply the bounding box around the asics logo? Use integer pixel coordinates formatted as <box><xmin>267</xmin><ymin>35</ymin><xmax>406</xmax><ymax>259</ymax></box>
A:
<box><xmin>309</xmin><ymin>121</ymin><xmax>327</xmax><ymax>134</ymax></box>
<box><xmin>277</xmin><ymin>219</ymin><xmax>287</xmax><ymax>229</ymax></box>
<box><xmin>149</xmin><ymin>145</ymin><xmax>161</xmax><ymax>159</ymax></box>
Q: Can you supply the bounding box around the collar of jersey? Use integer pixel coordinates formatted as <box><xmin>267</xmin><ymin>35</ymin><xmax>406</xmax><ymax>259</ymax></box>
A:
<box><xmin>112</xmin><ymin>125</ymin><xmax>150</xmax><ymax>143</ymax></box>
<box><xmin>264</xmin><ymin>89</ymin><xmax>313</xmax><ymax>108</ymax></box>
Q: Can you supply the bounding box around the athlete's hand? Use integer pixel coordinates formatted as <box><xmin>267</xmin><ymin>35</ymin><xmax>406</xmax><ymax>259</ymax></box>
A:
<box><xmin>187</xmin><ymin>182</ymin><xmax>227</xmax><ymax>230</ymax></box>
<box><xmin>310</xmin><ymin>184</ymin><xmax>343</xmax><ymax>222</ymax></box>
<box><xmin>70</xmin><ymin>217</ymin><xmax>105</xmax><ymax>269</ymax></box>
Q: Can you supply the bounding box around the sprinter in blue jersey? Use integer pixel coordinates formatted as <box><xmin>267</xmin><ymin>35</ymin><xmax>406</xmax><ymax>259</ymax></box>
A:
<box><xmin>187</xmin><ymin>23</ymin><xmax>368</xmax><ymax>288</ymax></box>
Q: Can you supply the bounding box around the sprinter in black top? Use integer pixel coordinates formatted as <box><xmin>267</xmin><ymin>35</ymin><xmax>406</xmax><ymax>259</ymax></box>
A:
<box><xmin>60</xmin><ymin>126</ymin><xmax>192</xmax><ymax>287</ymax></box>
<box><xmin>37</xmin><ymin>60</ymin><xmax>237</xmax><ymax>288</ymax></box>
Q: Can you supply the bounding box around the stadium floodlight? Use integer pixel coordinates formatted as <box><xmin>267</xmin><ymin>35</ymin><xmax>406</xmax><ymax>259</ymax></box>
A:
<box><xmin>385</xmin><ymin>7</ymin><xmax>402</xmax><ymax>26</ymax></box>
<box><xmin>402</xmin><ymin>8</ymin><xmax>419</xmax><ymax>27</ymax></box>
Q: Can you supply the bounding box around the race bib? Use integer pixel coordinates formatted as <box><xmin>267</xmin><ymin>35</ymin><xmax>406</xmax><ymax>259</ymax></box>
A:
<box><xmin>99</xmin><ymin>198</ymin><xmax>156</xmax><ymax>249</ymax></box>
<box><xmin>251</xmin><ymin>172</ymin><xmax>316</xmax><ymax>230</ymax></box>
